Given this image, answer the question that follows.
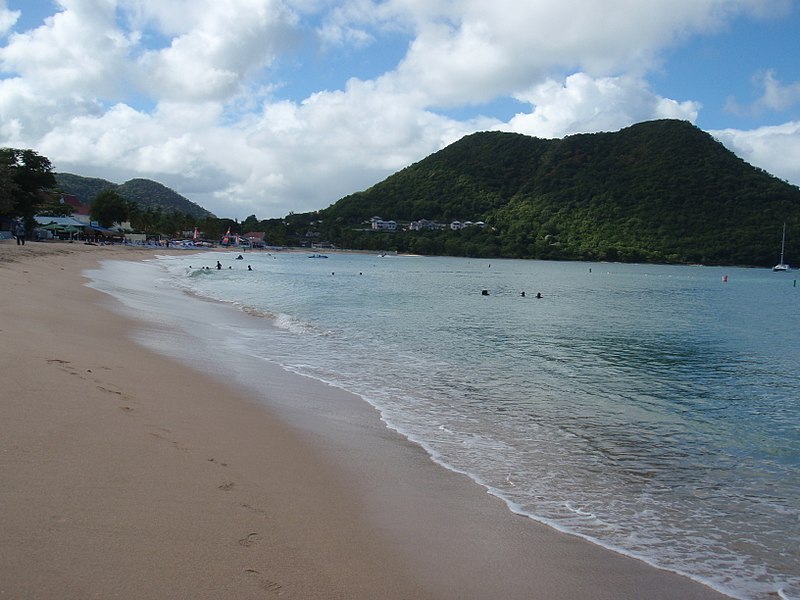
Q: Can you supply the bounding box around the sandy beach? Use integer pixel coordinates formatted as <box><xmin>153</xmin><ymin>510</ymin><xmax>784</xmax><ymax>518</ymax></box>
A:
<box><xmin>0</xmin><ymin>241</ymin><xmax>733</xmax><ymax>600</ymax></box>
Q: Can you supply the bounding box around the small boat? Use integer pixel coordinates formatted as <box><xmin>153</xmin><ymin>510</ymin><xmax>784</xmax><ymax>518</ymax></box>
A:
<box><xmin>773</xmin><ymin>223</ymin><xmax>790</xmax><ymax>272</ymax></box>
<box><xmin>308</xmin><ymin>253</ymin><xmax>328</xmax><ymax>258</ymax></box>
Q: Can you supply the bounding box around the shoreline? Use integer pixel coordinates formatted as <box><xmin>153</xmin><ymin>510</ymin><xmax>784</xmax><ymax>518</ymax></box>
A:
<box><xmin>0</xmin><ymin>241</ymin><xmax>734</xmax><ymax>599</ymax></box>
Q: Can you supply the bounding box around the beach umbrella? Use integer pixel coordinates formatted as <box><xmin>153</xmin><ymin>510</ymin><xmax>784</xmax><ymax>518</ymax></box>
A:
<box><xmin>62</xmin><ymin>225</ymin><xmax>82</xmax><ymax>239</ymax></box>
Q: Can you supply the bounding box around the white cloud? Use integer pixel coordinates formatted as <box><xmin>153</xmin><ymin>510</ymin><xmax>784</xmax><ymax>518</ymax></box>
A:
<box><xmin>198</xmin><ymin>80</ymin><xmax>480</xmax><ymax>216</ymax></box>
<box><xmin>726</xmin><ymin>69</ymin><xmax>800</xmax><ymax>117</ymax></box>
<box><xmin>0</xmin><ymin>1</ymin><xmax>20</xmax><ymax>36</ymax></box>
<box><xmin>377</xmin><ymin>0</ymin><xmax>778</xmax><ymax>107</ymax></box>
<box><xmin>712</xmin><ymin>121</ymin><xmax>800</xmax><ymax>187</ymax></box>
<box><xmin>136</xmin><ymin>0</ymin><xmax>299</xmax><ymax>102</ymax></box>
<box><xmin>758</xmin><ymin>71</ymin><xmax>800</xmax><ymax>111</ymax></box>
<box><xmin>502</xmin><ymin>73</ymin><xmax>700</xmax><ymax>138</ymax></box>
<box><xmin>0</xmin><ymin>0</ymin><xmax>135</xmax><ymax>98</ymax></box>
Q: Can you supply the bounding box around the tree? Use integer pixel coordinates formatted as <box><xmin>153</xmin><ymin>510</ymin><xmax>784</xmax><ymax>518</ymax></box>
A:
<box><xmin>0</xmin><ymin>164</ymin><xmax>19</xmax><ymax>216</ymax></box>
<box><xmin>128</xmin><ymin>205</ymin><xmax>157</xmax><ymax>233</ymax></box>
<box><xmin>241</xmin><ymin>214</ymin><xmax>259</xmax><ymax>232</ymax></box>
<box><xmin>90</xmin><ymin>190</ymin><xmax>128</xmax><ymax>228</ymax></box>
<box><xmin>37</xmin><ymin>198</ymin><xmax>76</xmax><ymax>217</ymax></box>
<box><xmin>0</xmin><ymin>148</ymin><xmax>57</xmax><ymax>223</ymax></box>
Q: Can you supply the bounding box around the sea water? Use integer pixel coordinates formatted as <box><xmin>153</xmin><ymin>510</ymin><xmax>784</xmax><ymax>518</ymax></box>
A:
<box><xmin>87</xmin><ymin>251</ymin><xmax>799</xmax><ymax>599</ymax></box>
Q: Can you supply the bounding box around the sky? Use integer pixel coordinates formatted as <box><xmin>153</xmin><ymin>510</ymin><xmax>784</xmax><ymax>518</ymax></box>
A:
<box><xmin>1</xmin><ymin>0</ymin><xmax>799</xmax><ymax>220</ymax></box>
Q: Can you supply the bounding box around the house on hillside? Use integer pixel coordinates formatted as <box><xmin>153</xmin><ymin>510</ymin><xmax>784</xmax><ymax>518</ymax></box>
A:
<box><xmin>409</xmin><ymin>219</ymin><xmax>442</xmax><ymax>231</ymax></box>
<box><xmin>449</xmin><ymin>220</ymin><xmax>485</xmax><ymax>230</ymax></box>
<box><xmin>371</xmin><ymin>216</ymin><xmax>397</xmax><ymax>231</ymax></box>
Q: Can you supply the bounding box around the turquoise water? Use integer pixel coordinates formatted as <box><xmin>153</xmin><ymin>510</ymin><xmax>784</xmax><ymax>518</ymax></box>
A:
<box><xmin>89</xmin><ymin>252</ymin><xmax>799</xmax><ymax>599</ymax></box>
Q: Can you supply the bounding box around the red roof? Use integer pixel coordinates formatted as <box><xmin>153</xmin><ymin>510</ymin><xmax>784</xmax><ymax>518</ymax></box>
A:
<box><xmin>61</xmin><ymin>194</ymin><xmax>90</xmax><ymax>215</ymax></box>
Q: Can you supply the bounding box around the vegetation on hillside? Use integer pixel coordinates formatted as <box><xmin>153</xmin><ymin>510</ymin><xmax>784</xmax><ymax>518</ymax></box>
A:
<box><xmin>54</xmin><ymin>173</ymin><xmax>214</xmax><ymax>219</ymax></box>
<box><xmin>311</xmin><ymin>120</ymin><xmax>800</xmax><ymax>266</ymax></box>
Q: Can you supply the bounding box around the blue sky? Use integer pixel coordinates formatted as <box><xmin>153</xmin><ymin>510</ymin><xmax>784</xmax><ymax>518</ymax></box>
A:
<box><xmin>1</xmin><ymin>0</ymin><xmax>799</xmax><ymax>219</ymax></box>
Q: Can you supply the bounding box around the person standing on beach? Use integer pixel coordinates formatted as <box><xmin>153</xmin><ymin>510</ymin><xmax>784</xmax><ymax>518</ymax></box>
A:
<box><xmin>13</xmin><ymin>221</ymin><xmax>25</xmax><ymax>245</ymax></box>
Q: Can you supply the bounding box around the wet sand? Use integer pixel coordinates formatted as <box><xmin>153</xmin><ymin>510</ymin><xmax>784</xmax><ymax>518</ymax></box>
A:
<box><xmin>0</xmin><ymin>241</ymin><xmax>733</xmax><ymax>599</ymax></box>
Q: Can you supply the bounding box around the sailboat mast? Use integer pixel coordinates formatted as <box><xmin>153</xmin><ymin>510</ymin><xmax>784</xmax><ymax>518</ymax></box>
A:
<box><xmin>773</xmin><ymin>222</ymin><xmax>790</xmax><ymax>271</ymax></box>
<box><xmin>780</xmin><ymin>222</ymin><xmax>786</xmax><ymax>264</ymax></box>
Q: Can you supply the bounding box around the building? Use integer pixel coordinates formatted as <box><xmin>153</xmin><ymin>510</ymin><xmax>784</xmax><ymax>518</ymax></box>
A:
<box><xmin>59</xmin><ymin>194</ymin><xmax>91</xmax><ymax>223</ymax></box>
<box><xmin>371</xmin><ymin>216</ymin><xmax>397</xmax><ymax>231</ymax></box>
<box><xmin>243</xmin><ymin>231</ymin><xmax>266</xmax><ymax>248</ymax></box>
<box><xmin>409</xmin><ymin>219</ymin><xmax>441</xmax><ymax>231</ymax></box>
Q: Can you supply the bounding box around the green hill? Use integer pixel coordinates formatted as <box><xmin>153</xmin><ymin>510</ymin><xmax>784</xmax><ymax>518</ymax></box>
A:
<box><xmin>318</xmin><ymin>119</ymin><xmax>800</xmax><ymax>266</ymax></box>
<box><xmin>54</xmin><ymin>173</ymin><xmax>215</xmax><ymax>219</ymax></box>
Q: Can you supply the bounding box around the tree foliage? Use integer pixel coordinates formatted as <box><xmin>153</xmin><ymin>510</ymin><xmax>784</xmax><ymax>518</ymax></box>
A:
<box><xmin>0</xmin><ymin>148</ymin><xmax>57</xmax><ymax>223</ymax></box>
<box><xmin>0</xmin><ymin>163</ymin><xmax>19</xmax><ymax>216</ymax></box>
<box><xmin>37</xmin><ymin>198</ymin><xmax>76</xmax><ymax>217</ymax></box>
<box><xmin>90</xmin><ymin>190</ymin><xmax>129</xmax><ymax>228</ymax></box>
<box><xmin>315</xmin><ymin>120</ymin><xmax>800</xmax><ymax>266</ymax></box>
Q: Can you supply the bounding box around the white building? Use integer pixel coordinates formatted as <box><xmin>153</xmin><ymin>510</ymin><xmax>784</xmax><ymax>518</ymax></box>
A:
<box><xmin>409</xmin><ymin>219</ymin><xmax>440</xmax><ymax>231</ymax></box>
<box><xmin>371</xmin><ymin>216</ymin><xmax>397</xmax><ymax>231</ymax></box>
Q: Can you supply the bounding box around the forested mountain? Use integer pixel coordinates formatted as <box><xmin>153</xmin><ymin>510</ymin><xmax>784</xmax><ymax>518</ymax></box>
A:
<box><xmin>316</xmin><ymin>119</ymin><xmax>800</xmax><ymax>266</ymax></box>
<box><xmin>54</xmin><ymin>173</ymin><xmax>214</xmax><ymax>219</ymax></box>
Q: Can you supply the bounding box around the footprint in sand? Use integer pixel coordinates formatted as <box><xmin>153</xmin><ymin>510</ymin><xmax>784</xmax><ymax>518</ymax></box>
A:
<box><xmin>244</xmin><ymin>569</ymin><xmax>282</xmax><ymax>594</ymax></box>
<box><xmin>238</xmin><ymin>532</ymin><xmax>261</xmax><ymax>547</ymax></box>
<box><xmin>146</xmin><ymin>429</ymin><xmax>185</xmax><ymax>451</ymax></box>
<box><xmin>47</xmin><ymin>358</ymin><xmax>82</xmax><ymax>378</ymax></box>
<box><xmin>241</xmin><ymin>503</ymin><xmax>268</xmax><ymax>516</ymax></box>
<box><xmin>218</xmin><ymin>481</ymin><xmax>235</xmax><ymax>491</ymax></box>
<box><xmin>96</xmin><ymin>385</ymin><xmax>123</xmax><ymax>395</ymax></box>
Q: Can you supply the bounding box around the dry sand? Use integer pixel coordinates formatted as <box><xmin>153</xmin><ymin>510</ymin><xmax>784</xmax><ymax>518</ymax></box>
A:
<box><xmin>0</xmin><ymin>241</ymin><xmax>733</xmax><ymax>599</ymax></box>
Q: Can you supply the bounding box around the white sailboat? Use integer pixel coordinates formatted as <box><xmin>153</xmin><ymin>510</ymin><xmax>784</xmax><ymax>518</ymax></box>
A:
<box><xmin>773</xmin><ymin>223</ymin><xmax>790</xmax><ymax>272</ymax></box>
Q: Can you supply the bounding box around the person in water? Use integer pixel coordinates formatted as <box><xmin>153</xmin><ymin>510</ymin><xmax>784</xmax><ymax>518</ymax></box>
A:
<box><xmin>216</xmin><ymin>261</ymin><xmax>222</xmax><ymax>270</ymax></box>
